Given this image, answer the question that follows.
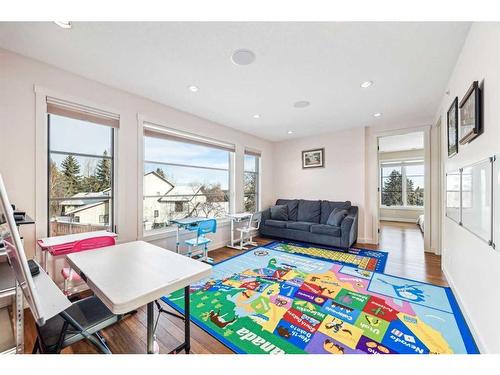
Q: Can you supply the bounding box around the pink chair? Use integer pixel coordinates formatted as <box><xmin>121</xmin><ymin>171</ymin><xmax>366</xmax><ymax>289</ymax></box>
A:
<box><xmin>61</xmin><ymin>236</ymin><xmax>116</xmax><ymax>295</ymax></box>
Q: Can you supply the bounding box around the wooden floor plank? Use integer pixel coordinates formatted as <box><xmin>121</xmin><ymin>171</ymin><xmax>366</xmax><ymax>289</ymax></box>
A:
<box><xmin>24</xmin><ymin>223</ymin><xmax>443</xmax><ymax>354</ymax></box>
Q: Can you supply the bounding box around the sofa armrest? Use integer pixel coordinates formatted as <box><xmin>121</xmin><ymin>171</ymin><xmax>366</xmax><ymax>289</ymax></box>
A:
<box><xmin>340</xmin><ymin>212</ymin><xmax>358</xmax><ymax>248</ymax></box>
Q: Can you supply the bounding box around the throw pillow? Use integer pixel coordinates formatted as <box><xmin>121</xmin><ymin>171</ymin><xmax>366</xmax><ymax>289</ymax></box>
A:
<box><xmin>327</xmin><ymin>208</ymin><xmax>348</xmax><ymax>226</ymax></box>
<box><xmin>270</xmin><ymin>205</ymin><xmax>289</xmax><ymax>221</ymax></box>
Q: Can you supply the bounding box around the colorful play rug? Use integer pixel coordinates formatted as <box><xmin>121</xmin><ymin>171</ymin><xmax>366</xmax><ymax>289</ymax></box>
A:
<box><xmin>265</xmin><ymin>240</ymin><xmax>388</xmax><ymax>273</ymax></box>
<box><xmin>163</xmin><ymin>248</ymin><xmax>478</xmax><ymax>354</ymax></box>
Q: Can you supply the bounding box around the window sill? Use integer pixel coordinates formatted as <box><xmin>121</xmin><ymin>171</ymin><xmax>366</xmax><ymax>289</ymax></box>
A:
<box><xmin>141</xmin><ymin>218</ymin><xmax>231</xmax><ymax>241</ymax></box>
<box><xmin>380</xmin><ymin>206</ymin><xmax>424</xmax><ymax>211</ymax></box>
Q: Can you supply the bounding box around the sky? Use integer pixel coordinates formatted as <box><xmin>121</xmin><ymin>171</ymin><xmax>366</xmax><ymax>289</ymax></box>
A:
<box><xmin>49</xmin><ymin>114</ymin><xmax>111</xmax><ymax>156</ymax></box>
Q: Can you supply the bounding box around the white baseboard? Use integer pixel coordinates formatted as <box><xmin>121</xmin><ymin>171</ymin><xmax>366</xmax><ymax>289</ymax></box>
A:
<box><xmin>442</xmin><ymin>265</ymin><xmax>486</xmax><ymax>353</ymax></box>
<box><xmin>357</xmin><ymin>237</ymin><xmax>377</xmax><ymax>245</ymax></box>
<box><xmin>380</xmin><ymin>217</ymin><xmax>418</xmax><ymax>223</ymax></box>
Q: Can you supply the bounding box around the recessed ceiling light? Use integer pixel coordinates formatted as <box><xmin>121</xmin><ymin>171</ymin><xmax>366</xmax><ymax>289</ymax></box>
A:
<box><xmin>293</xmin><ymin>101</ymin><xmax>310</xmax><ymax>108</ymax></box>
<box><xmin>188</xmin><ymin>85</ymin><xmax>199</xmax><ymax>92</ymax></box>
<box><xmin>231</xmin><ymin>49</ymin><xmax>256</xmax><ymax>66</ymax></box>
<box><xmin>253</xmin><ymin>114</ymin><xmax>261</xmax><ymax>119</ymax></box>
<box><xmin>360</xmin><ymin>80</ymin><xmax>373</xmax><ymax>88</ymax></box>
<box><xmin>54</xmin><ymin>21</ymin><xmax>72</xmax><ymax>29</ymax></box>
<box><xmin>373</xmin><ymin>112</ymin><xmax>382</xmax><ymax>118</ymax></box>
<box><xmin>287</xmin><ymin>130</ymin><xmax>294</xmax><ymax>135</ymax></box>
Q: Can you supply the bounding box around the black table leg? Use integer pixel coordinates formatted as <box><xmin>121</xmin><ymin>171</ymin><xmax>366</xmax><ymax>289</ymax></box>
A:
<box><xmin>184</xmin><ymin>285</ymin><xmax>190</xmax><ymax>354</ymax></box>
<box><xmin>147</xmin><ymin>301</ymin><xmax>154</xmax><ymax>354</ymax></box>
<box><xmin>168</xmin><ymin>285</ymin><xmax>191</xmax><ymax>354</ymax></box>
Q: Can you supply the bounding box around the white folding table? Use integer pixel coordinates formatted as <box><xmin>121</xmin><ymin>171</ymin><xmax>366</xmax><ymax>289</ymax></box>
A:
<box><xmin>66</xmin><ymin>240</ymin><xmax>211</xmax><ymax>354</ymax></box>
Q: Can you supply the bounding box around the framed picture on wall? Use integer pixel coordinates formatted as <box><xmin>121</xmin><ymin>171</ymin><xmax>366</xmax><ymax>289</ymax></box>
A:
<box><xmin>302</xmin><ymin>148</ymin><xmax>324</xmax><ymax>168</ymax></box>
<box><xmin>459</xmin><ymin>80</ymin><xmax>481</xmax><ymax>145</ymax></box>
<box><xmin>447</xmin><ymin>97</ymin><xmax>458</xmax><ymax>157</ymax></box>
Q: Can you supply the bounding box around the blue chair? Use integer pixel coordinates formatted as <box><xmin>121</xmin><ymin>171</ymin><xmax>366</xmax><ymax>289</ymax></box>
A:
<box><xmin>184</xmin><ymin>219</ymin><xmax>216</xmax><ymax>263</ymax></box>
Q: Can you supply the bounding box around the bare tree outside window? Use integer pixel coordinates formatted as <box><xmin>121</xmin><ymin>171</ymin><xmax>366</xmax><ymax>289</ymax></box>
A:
<box><xmin>142</xmin><ymin>136</ymin><xmax>232</xmax><ymax>232</ymax></box>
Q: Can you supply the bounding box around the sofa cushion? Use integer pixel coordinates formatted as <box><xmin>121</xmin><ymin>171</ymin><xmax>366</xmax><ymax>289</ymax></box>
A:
<box><xmin>297</xmin><ymin>199</ymin><xmax>321</xmax><ymax>223</ymax></box>
<box><xmin>264</xmin><ymin>219</ymin><xmax>288</xmax><ymax>228</ymax></box>
<box><xmin>270</xmin><ymin>205</ymin><xmax>288</xmax><ymax>221</ymax></box>
<box><xmin>326</xmin><ymin>208</ymin><xmax>349</xmax><ymax>226</ymax></box>
<box><xmin>276</xmin><ymin>199</ymin><xmax>299</xmax><ymax>221</ymax></box>
<box><xmin>286</xmin><ymin>221</ymin><xmax>314</xmax><ymax>231</ymax></box>
<box><xmin>310</xmin><ymin>224</ymin><xmax>341</xmax><ymax>237</ymax></box>
<box><xmin>320</xmin><ymin>200</ymin><xmax>352</xmax><ymax>224</ymax></box>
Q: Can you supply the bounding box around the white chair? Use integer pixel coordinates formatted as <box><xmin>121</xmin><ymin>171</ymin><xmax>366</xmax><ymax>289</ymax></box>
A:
<box><xmin>236</xmin><ymin>212</ymin><xmax>262</xmax><ymax>249</ymax></box>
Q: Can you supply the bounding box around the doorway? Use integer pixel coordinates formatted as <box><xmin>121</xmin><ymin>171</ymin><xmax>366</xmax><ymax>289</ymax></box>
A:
<box><xmin>377</xmin><ymin>130</ymin><xmax>429</xmax><ymax>253</ymax></box>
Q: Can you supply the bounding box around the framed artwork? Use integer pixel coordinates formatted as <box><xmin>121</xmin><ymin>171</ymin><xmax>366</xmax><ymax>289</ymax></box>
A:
<box><xmin>302</xmin><ymin>148</ymin><xmax>324</xmax><ymax>169</ymax></box>
<box><xmin>447</xmin><ymin>97</ymin><xmax>458</xmax><ymax>157</ymax></box>
<box><xmin>459</xmin><ymin>81</ymin><xmax>481</xmax><ymax>145</ymax></box>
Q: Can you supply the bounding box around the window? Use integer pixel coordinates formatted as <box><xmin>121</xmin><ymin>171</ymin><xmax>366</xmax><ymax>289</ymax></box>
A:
<box><xmin>142</xmin><ymin>126</ymin><xmax>233</xmax><ymax>232</ymax></box>
<box><xmin>381</xmin><ymin>165</ymin><xmax>403</xmax><ymax>206</ymax></box>
<box><xmin>47</xmin><ymin>99</ymin><xmax>117</xmax><ymax>237</ymax></box>
<box><xmin>244</xmin><ymin>151</ymin><xmax>260</xmax><ymax>212</ymax></box>
<box><xmin>380</xmin><ymin>161</ymin><xmax>424</xmax><ymax>208</ymax></box>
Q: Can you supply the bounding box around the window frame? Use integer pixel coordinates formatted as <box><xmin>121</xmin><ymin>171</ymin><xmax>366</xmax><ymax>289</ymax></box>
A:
<box><xmin>140</xmin><ymin>120</ymin><xmax>235</xmax><ymax>237</ymax></box>
<box><xmin>243</xmin><ymin>152</ymin><xmax>260</xmax><ymax>213</ymax></box>
<box><xmin>46</xmin><ymin>113</ymin><xmax>116</xmax><ymax>236</ymax></box>
<box><xmin>379</xmin><ymin>160</ymin><xmax>424</xmax><ymax>210</ymax></box>
<box><xmin>35</xmin><ymin>86</ymin><xmax>121</xmax><ymax>244</ymax></box>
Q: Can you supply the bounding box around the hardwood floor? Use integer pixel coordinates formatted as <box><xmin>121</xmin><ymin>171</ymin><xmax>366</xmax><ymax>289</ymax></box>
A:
<box><xmin>358</xmin><ymin>221</ymin><xmax>446</xmax><ymax>286</ymax></box>
<box><xmin>23</xmin><ymin>224</ymin><xmax>445</xmax><ymax>354</ymax></box>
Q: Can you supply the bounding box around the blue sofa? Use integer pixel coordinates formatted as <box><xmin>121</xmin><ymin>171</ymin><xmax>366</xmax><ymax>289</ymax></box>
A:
<box><xmin>259</xmin><ymin>199</ymin><xmax>358</xmax><ymax>248</ymax></box>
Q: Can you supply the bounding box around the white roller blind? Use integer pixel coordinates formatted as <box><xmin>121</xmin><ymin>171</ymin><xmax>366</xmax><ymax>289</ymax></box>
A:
<box><xmin>143</xmin><ymin>122</ymin><xmax>235</xmax><ymax>152</ymax></box>
<box><xmin>381</xmin><ymin>159</ymin><xmax>423</xmax><ymax>168</ymax></box>
<box><xmin>46</xmin><ymin>96</ymin><xmax>120</xmax><ymax>128</ymax></box>
<box><xmin>244</xmin><ymin>148</ymin><xmax>262</xmax><ymax>157</ymax></box>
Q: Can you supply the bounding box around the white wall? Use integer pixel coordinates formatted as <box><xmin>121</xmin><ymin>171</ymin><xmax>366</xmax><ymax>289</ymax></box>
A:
<box><xmin>379</xmin><ymin>208</ymin><xmax>422</xmax><ymax>223</ymax></box>
<box><xmin>0</xmin><ymin>48</ymin><xmax>274</xmax><ymax>259</ymax></box>
<box><xmin>436</xmin><ymin>23</ymin><xmax>500</xmax><ymax>353</ymax></box>
<box><xmin>271</xmin><ymin>127</ymin><xmax>367</xmax><ymax>242</ymax></box>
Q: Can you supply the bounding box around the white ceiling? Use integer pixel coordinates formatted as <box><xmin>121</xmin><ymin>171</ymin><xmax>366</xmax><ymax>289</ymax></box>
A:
<box><xmin>0</xmin><ymin>22</ymin><xmax>470</xmax><ymax>141</ymax></box>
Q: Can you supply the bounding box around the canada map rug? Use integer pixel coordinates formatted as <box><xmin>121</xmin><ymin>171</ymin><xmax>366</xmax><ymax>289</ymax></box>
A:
<box><xmin>163</xmin><ymin>248</ymin><xmax>478</xmax><ymax>354</ymax></box>
<box><xmin>264</xmin><ymin>240</ymin><xmax>388</xmax><ymax>273</ymax></box>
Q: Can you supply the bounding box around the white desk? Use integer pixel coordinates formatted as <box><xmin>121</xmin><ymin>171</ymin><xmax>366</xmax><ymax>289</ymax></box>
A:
<box><xmin>66</xmin><ymin>241</ymin><xmax>211</xmax><ymax>354</ymax></box>
<box><xmin>227</xmin><ymin>213</ymin><xmax>253</xmax><ymax>250</ymax></box>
